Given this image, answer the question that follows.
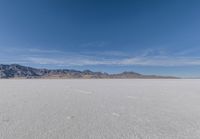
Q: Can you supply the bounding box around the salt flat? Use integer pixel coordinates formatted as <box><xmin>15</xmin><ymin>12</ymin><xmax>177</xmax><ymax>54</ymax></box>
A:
<box><xmin>0</xmin><ymin>79</ymin><xmax>200</xmax><ymax>139</ymax></box>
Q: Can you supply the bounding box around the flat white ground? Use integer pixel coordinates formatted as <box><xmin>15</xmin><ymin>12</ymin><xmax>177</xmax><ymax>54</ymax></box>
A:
<box><xmin>0</xmin><ymin>79</ymin><xmax>200</xmax><ymax>139</ymax></box>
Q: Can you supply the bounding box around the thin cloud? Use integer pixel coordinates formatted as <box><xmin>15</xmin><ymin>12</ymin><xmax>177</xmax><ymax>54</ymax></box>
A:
<box><xmin>28</xmin><ymin>48</ymin><xmax>64</xmax><ymax>54</ymax></box>
<box><xmin>27</xmin><ymin>56</ymin><xmax>200</xmax><ymax>67</ymax></box>
<box><xmin>2</xmin><ymin>47</ymin><xmax>200</xmax><ymax>67</ymax></box>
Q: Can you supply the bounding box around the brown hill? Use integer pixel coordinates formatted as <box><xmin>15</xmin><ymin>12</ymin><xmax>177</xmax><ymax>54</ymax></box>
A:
<box><xmin>0</xmin><ymin>64</ymin><xmax>178</xmax><ymax>79</ymax></box>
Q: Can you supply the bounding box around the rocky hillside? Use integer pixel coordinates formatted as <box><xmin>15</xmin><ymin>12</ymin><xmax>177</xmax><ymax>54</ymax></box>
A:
<box><xmin>0</xmin><ymin>64</ymin><xmax>177</xmax><ymax>79</ymax></box>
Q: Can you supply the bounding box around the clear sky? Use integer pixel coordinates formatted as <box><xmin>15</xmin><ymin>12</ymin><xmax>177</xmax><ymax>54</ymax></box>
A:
<box><xmin>0</xmin><ymin>0</ymin><xmax>200</xmax><ymax>77</ymax></box>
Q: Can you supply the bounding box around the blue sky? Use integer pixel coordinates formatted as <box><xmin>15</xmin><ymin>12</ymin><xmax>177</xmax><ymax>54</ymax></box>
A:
<box><xmin>0</xmin><ymin>0</ymin><xmax>200</xmax><ymax>77</ymax></box>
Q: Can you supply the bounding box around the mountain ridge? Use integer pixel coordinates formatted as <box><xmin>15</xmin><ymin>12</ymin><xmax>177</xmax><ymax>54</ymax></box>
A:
<box><xmin>0</xmin><ymin>64</ymin><xmax>178</xmax><ymax>79</ymax></box>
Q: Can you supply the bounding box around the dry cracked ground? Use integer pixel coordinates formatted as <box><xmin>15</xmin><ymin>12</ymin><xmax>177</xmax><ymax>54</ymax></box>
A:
<box><xmin>0</xmin><ymin>79</ymin><xmax>200</xmax><ymax>139</ymax></box>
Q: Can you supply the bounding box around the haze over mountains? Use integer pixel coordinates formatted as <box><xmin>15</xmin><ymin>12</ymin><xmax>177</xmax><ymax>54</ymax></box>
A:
<box><xmin>0</xmin><ymin>64</ymin><xmax>177</xmax><ymax>79</ymax></box>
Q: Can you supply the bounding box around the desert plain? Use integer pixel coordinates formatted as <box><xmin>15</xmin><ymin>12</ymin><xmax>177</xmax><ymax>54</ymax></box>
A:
<box><xmin>0</xmin><ymin>79</ymin><xmax>200</xmax><ymax>139</ymax></box>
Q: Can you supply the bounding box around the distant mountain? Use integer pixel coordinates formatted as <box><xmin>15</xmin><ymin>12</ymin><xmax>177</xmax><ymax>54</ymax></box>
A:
<box><xmin>0</xmin><ymin>64</ymin><xmax>178</xmax><ymax>79</ymax></box>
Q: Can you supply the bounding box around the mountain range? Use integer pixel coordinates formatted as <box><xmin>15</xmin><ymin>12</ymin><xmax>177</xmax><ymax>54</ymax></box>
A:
<box><xmin>0</xmin><ymin>64</ymin><xmax>177</xmax><ymax>79</ymax></box>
